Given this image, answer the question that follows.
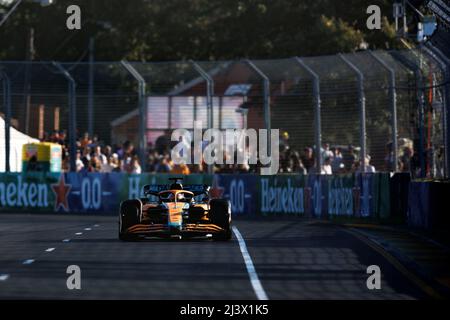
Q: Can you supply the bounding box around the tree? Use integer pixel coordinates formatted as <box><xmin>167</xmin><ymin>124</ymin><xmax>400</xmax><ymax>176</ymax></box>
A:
<box><xmin>0</xmin><ymin>0</ymin><xmax>401</xmax><ymax>61</ymax></box>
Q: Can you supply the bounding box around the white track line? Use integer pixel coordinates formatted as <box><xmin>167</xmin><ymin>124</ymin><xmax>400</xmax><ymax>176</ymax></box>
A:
<box><xmin>62</xmin><ymin>239</ymin><xmax>71</xmax><ymax>243</ymax></box>
<box><xmin>22</xmin><ymin>259</ymin><xmax>35</xmax><ymax>265</ymax></box>
<box><xmin>45</xmin><ymin>248</ymin><xmax>55</xmax><ymax>252</ymax></box>
<box><xmin>84</xmin><ymin>228</ymin><xmax>92</xmax><ymax>231</ymax></box>
<box><xmin>232</xmin><ymin>226</ymin><xmax>268</xmax><ymax>300</ymax></box>
<box><xmin>0</xmin><ymin>274</ymin><xmax>9</xmax><ymax>281</ymax></box>
<box><xmin>75</xmin><ymin>232</ymin><xmax>83</xmax><ymax>235</ymax></box>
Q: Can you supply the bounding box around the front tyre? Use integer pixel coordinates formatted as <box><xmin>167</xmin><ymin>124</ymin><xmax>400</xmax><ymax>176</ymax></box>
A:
<box><xmin>209</xmin><ymin>199</ymin><xmax>232</xmax><ymax>241</ymax></box>
<box><xmin>119</xmin><ymin>199</ymin><xmax>142</xmax><ymax>241</ymax></box>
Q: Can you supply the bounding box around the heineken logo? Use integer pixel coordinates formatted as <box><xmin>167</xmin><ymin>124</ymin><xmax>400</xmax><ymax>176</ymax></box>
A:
<box><xmin>0</xmin><ymin>175</ymin><xmax>49</xmax><ymax>208</ymax></box>
<box><xmin>328</xmin><ymin>186</ymin><xmax>353</xmax><ymax>215</ymax></box>
<box><xmin>0</xmin><ymin>174</ymin><xmax>73</xmax><ymax>211</ymax></box>
<box><xmin>261</xmin><ymin>178</ymin><xmax>304</xmax><ymax>214</ymax></box>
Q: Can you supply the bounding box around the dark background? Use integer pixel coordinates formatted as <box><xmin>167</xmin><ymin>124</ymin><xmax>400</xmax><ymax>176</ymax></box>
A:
<box><xmin>0</xmin><ymin>0</ymin><xmax>423</xmax><ymax>61</ymax></box>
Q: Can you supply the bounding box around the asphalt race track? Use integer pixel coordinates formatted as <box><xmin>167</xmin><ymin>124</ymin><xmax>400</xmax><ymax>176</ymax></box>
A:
<box><xmin>0</xmin><ymin>213</ymin><xmax>428</xmax><ymax>300</ymax></box>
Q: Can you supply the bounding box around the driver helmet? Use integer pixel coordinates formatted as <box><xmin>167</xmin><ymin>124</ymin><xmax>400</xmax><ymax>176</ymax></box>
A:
<box><xmin>177</xmin><ymin>193</ymin><xmax>185</xmax><ymax>201</ymax></box>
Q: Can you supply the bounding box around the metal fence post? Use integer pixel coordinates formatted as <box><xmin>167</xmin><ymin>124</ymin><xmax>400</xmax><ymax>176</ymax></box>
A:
<box><xmin>0</xmin><ymin>70</ymin><xmax>11</xmax><ymax>172</ymax></box>
<box><xmin>423</xmin><ymin>45</ymin><xmax>450</xmax><ymax>179</ymax></box>
<box><xmin>190</xmin><ymin>60</ymin><xmax>214</xmax><ymax>174</ymax></box>
<box><xmin>295</xmin><ymin>57</ymin><xmax>322</xmax><ymax>172</ymax></box>
<box><xmin>121</xmin><ymin>61</ymin><xmax>147</xmax><ymax>172</ymax></box>
<box><xmin>339</xmin><ymin>54</ymin><xmax>367</xmax><ymax>173</ymax></box>
<box><xmin>245</xmin><ymin>60</ymin><xmax>271</xmax><ymax>155</ymax></box>
<box><xmin>369</xmin><ymin>51</ymin><xmax>399</xmax><ymax>172</ymax></box>
<box><xmin>53</xmin><ymin>62</ymin><xmax>77</xmax><ymax>172</ymax></box>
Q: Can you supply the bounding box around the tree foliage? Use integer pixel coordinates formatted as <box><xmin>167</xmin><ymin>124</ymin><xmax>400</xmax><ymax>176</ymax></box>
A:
<box><xmin>0</xmin><ymin>0</ymin><xmax>400</xmax><ymax>61</ymax></box>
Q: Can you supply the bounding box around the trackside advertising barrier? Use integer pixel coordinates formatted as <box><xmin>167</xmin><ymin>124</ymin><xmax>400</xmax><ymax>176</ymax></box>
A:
<box><xmin>259</xmin><ymin>174</ymin><xmax>390</xmax><ymax>218</ymax></box>
<box><xmin>407</xmin><ymin>180</ymin><xmax>450</xmax><ymax>230</ymax></box>
<box><xmin>0</xmin><ymin>172</ymin><xmax>390</xmax><ymax>218</ymax></box>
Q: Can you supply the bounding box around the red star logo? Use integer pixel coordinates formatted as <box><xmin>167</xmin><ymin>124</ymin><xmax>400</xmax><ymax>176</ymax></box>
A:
<box><xmin>209</xmin><ymin>175</ymin><xmax>224</xmax><ymax>199</ymax></box>
<box><xmin>51</xmin><ymin>174</ymin><xmax>72</xmax><ymax>212</ymax></box>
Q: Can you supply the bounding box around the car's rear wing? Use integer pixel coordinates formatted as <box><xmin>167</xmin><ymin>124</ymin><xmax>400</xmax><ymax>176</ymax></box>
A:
<box><xmin>185</xmin><ymin>184</ymin><xmax>210</xmax><ymax>196</ymax></box>
<box><xmin>143</xmin><ymin>185</ymin><xmax>169</xmax><ymax>196</ymax></box>
<box><xmin>143</xmin><ymin>184</ymin><xmax>210</xmax><ymax>196</ymax></box>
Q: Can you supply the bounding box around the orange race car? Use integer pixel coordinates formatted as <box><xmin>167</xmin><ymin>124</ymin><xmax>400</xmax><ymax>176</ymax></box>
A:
<box><xmin>119</xmin><ymin>178</ymin><xmax>232</xmax><ymax>241</ymax></box>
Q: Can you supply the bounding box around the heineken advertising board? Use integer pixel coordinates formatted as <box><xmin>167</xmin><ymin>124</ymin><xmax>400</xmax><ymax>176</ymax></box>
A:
<box><xmin>0</xmin><ymin>172</ymin><xmax>390</xmax><ymax>219</ymax></box>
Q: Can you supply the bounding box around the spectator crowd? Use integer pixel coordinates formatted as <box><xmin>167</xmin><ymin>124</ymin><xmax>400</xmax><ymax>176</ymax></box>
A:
<box><xmin>42</xmin><ymin>129</ymin><xmax>418</xmax><ymax>175</ymax></box>
<box><xmin>44</xmin><ymin>130</ymin><xmax>143</xmax><ymax>174</ymax></box>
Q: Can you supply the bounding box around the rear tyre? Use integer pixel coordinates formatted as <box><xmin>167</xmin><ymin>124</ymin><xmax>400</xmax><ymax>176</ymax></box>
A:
<box><xmin>119</xmin><ymin>199</ymin><xmax>142</xmax><ymax>241</ymax></box>
<box><xmin>209</xmin><ymin>199</ymin><xmax>232</xmax><ymax>241</ymax></box>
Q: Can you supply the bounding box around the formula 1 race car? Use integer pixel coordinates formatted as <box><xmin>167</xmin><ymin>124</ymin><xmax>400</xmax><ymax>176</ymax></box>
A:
<box><xmin>119</xmin><ymin>178</ymin><xmax>232</xmax><ymax>241</ymax></box>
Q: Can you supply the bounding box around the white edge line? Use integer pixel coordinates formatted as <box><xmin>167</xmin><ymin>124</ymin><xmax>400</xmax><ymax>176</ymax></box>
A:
<box><xmin>232</xmin><ymin>226</ymin><xmax>269</xmax><ymax>300</ymax></box>
<box><xmin>23</xmin><ymin>259</ymin><xmax>35</xmax><ymax>265</ymax></box>
<box><xmin>0</xmin><ymin>274</ymin><xmax>10</xmax><ymax>281</ymax></box>
<box><xmin>45</xmin><ymin>248</ymin><xmax>55</xmax><ymax>252</ymax></box>
<box><xmin>75</xmin><ymin>232</ymin><xmax>83</xmax><ymax>235</ymax></box>
<box><xmin>63</xmin><ymin>239</ymin><xmax>71</xmax><ymax>243</ymax></box>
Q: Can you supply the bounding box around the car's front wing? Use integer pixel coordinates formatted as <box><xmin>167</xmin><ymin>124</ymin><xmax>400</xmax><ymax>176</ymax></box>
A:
<box><xmin>124</xmin><ymin>223</ymin><xmax>225</xmax><ymax>238</ymax></box>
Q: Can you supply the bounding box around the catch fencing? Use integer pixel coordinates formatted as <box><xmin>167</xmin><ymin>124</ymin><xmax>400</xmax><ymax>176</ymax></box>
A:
<box><xmin>0</xmin><ymin>46</ymin><xmax>449</xmax><ymax>178</ymax></box>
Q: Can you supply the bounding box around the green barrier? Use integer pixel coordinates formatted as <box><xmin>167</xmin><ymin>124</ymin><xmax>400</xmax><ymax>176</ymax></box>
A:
<box><xmin>0</xmin><ymin>172</ymin><xmax>59</xmax><ymax>212</ymax></box>
<box><xmin>0</xmin><ymin>172</ymin><xmax>391</xmax><ymax>221</ymax></box>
